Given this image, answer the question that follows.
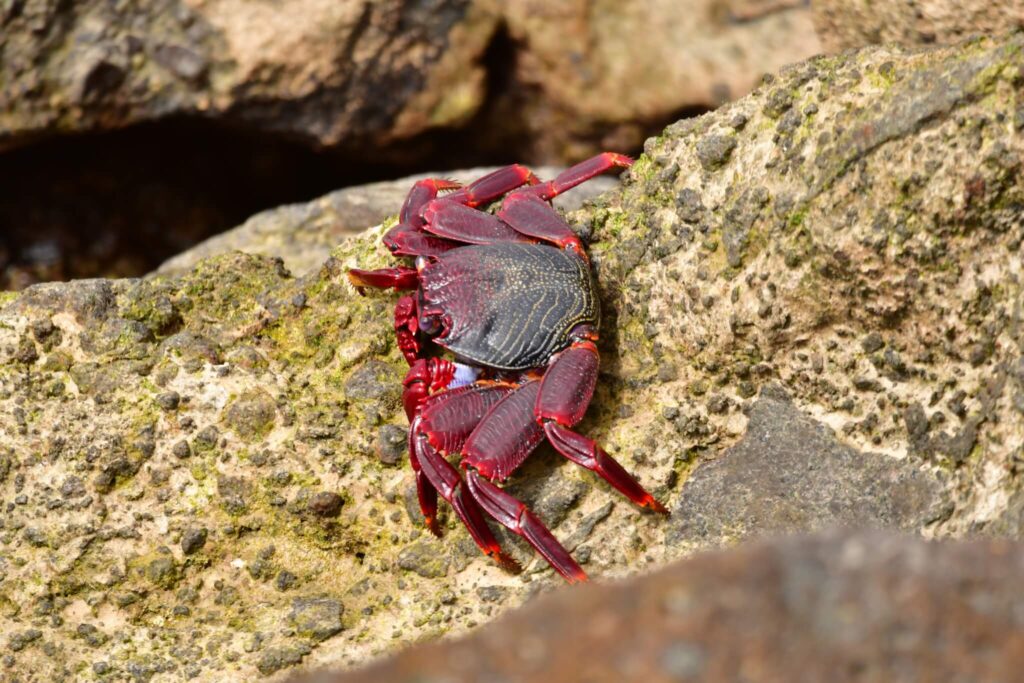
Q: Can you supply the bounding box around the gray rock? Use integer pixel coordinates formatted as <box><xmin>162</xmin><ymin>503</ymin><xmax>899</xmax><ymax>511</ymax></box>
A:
<box><xmin>668</xmin><ymin>391</ymin><xmax>948</xmax><ymax>547</ymax></box>
<box><xmin>290</xmin><ymin>596</ymin><xmax>344</xmax><ymax>642</ymax></box>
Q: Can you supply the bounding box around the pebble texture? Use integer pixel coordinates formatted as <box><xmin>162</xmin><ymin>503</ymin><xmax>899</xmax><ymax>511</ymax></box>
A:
<box><xmin>301</xmin><ymin>531</ymin><xmax>1024</xmax><ymax>683</ymax></box>
<box><xmin>0</xmin><ymin>33</ymin><xmax>1022</xmax><ymax>681</ymax></box>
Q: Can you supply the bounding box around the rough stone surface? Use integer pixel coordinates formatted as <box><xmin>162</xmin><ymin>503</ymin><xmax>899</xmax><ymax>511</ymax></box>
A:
<box><xmin>813</xmin><ymin>0</ymin><xmax>1024</xmax><ymax>52</ymax></box>
<box><xmin>301</xmin><ymin>532</ymin><xmax>1024</xmax><ymax>683</ymax></box>
<box><xmin>0</xmin><ymin>0</ymin><xmax>492</xmax><ymax>153</ymax></box>
<box><xmin>1</xmin><ymin>33</ymin><xmax>1023</xmax><ymax>681</ymax></box>
<box><xmin>669</xmin><ymin>390</ymin><xmax>949</xmax><ymax>549</ymax></box>
<box><xmin>0</xmin><ymin>1</ymin><xmax>818</xmax><ymax>162</ymax></box>
<box><xmin>155</xmin><ymin>167</ymin><xmax>619</xmax><ymax>278</ymax></box>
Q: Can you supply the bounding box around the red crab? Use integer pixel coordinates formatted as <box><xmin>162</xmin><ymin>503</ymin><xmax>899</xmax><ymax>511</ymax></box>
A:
<box><xmin>348</xmin><ymin>153</ymin><xmax>667</xmax><ymax>583</ymax></box>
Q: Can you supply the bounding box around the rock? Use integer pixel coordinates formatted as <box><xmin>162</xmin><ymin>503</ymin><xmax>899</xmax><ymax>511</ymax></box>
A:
<box><xmin>1</xmin><ymin>2</ymin><xmax>817</xmax><ymax>160</ymax></box>
<box><xmin>668</xmin><ymin>391</ymin><xmax>948</xmax><ymax>549</ymax></box>
<box><xmin>308</xmin><ymin>492</ymin><xmax>344</xmax><ymax>518</ymax></box>
<box><xmin>302</xmin><ymin>532</ymin><xmax>1024</xmax><ymax>683</ymax></box>
<box><xmin>290</xmin><ymin>596</ymin><xmax>344</xmax><ymax>642</ymax></box>
<box><xmin>397</xmin><ymin>540</ymin><xmax>450</xmax><ymax>579</ymax></box>
<box><xmin>375</xmin><ymin>425</ymin><xmax>408</xmax><ymax>467</ymax></box>
<box><xmin>0</xmin><ymin>0</ymin><xmax>492</xmax><ymax>153</ymax></box>
<box><xmin>180</xmin><ymin>527</ymin><xmax>208</xmax><ymax>555</ymax></box>
<box><xmin>155</xmin><ymin>167</ymin><xmax>620</xmax><ymax>278</ymax></box>
<box><xmin>1</xmin><ymin>33</ymin><xmax>1023</xmax><ymax>681</ymax></box>
<box><xmin>223</xmin><ymin>389</ymin><xmax>277</xmax><ymax>441</ymax></box>
<box><xmin>813</xmin><ymin>0</ymin><xmax>1024</xmax><ymax>52</ymax></box>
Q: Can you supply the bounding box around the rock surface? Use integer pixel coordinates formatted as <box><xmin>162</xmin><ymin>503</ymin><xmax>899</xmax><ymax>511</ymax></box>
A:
<box><xmin>0</xmin><ymin>0</ymin><xmax>818</xmax><ymax>161</ymax></box>
<box><xmin>299</xmin><ymin>531</ymin><xmax>1024</xmax><ymax>683</ymax></box>
<box><xmin>813</xmin><ymin>0</ymin><xmax>1024</xmax><ymax>52</ymax></box>
<box><xmin>155</xmin><ymin>167</ymin><xmax>618</xmax><ymax>278</ymax></box>
<box><xmin>1</xmin><ymin>32</ymin><xmax>1023</xmax><ymax>681</ymax></box>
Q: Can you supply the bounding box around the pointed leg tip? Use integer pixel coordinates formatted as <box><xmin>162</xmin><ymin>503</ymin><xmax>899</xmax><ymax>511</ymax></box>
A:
<box><xmin>425</xmin><ymin>517</ymin><xmax>443</xmax><ymax>537</ymax></box>
<box><xmin>492</xmin><ymin>552</ymin><xmax>523</xmax><ymax>574</ymax></box>
<box><xmin>607</xmin><ymin>152</ymin><xmax>635</xmax><ymax>168</ymax></box>
<box><xmin>643</xmin><ymin>497</ymin><xmax>670</xmax><ymax>515</ymax></box>
<box><xmin>566</xmin><ymin>568</ymin><xmax>589</xmax><ymax>584</ymax></box>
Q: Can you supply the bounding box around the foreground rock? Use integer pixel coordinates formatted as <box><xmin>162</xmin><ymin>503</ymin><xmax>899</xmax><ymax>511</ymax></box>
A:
<box><xmin>1</xmin><ymin>33</ymin><xmax>1022</xmax><ymax>681</ymax></box>
<box><xmin>0</xmin><ymin>0</ymin><xmax>817</xmax><ymax>161</ymax></box>
<box><xmin>155</xmin><ymin>167</ymin><xmax>618</xmax><ymax>278</ymax></box>
<box><xmin>300</xmin><ymin>531</ymin><xmax>1024</xmax><ymax>683</ymax></box>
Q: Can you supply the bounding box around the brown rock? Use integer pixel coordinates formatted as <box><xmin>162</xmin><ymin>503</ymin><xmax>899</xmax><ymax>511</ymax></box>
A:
<box><xmin>298</xmin><ymin>532</ymin><xmax>1024</xmax><ymax>683</ymax></box>
<box><xmin>813</xmin><ymin>0</ymin><xmax>1024</xmax><ymax>52</ymax></box>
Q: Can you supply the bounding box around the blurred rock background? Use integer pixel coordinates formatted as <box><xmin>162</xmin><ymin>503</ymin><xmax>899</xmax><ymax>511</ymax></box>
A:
<box><xmin>0</xmin><ymin>0</ymin><xmax>820</xmax><ymax>289</ymax></box>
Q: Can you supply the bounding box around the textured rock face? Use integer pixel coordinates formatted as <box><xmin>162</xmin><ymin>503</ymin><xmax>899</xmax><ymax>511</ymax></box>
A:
<box><xmin>0</xmin><ymin>0</ymin><xmax>818</xmax><ymax>161</ymax></box>
<box><xmin>813</xmin><ymin>0</ymin><xmax>1024</xmax><ymax>52</ymax></box>
<box><xmin>668</xmin><ymin>389</ymin><xmax>949</xmax><ymax>548</ymax></box>
<box><xmin>155</xmin><ymin>167</ymin><xmax>619</xmax><ymax>278</ymax></box>
<box><xmin>1</xmin><ymin>32</ymin><xmax>1023</xmax><ymax>681</ymax></box>
<box><xmin>304</xmin><ymin>532</ymin><xmax>1024</xmax><ymax>683</ymax></box>
<box><xmin>0</xmin><ymin>0</ymin><xmax>491</xmax><ymax>152</ymax></box>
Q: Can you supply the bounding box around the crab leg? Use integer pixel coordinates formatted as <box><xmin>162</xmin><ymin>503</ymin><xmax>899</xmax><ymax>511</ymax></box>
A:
<box><xmin>401</xmin><ymin>178</ymin><xmax>462</xmax><ymax>227</ymax></box>
<box><xmin>442</xmin><ymin>164</ymin><xmax>539</xmax><ymax>208</ymax></box>
<box><xmin>383</xmin><ymin>223</ymin><xmax>460</xmax><ymax>258</ymax></box>
<box><xmin>347</xmin><ymin>266</ymin><xmax>419</xmax><ymax>293</ymax></box>
<box><xmin>498</xmin><ymin>193</ymin><xmax>585</xmax><ymax>254</ymax></box>
<box><xmin>465</xmin><ymin>470</ymin><xmax>587</xmax><ymax>583</ymax></box>
<box><xmin>457</xmin><ymin>381</ymin><xmax>585</xmax><ymax>581</ymax></box>
<box><xmin>411</xmin><ymin>383</ymin><xmax>520</xmax><ymax>571</ymax></box>
<box><xmin>420</xmin><ymin>201</ymin><xmax>531</xmax><ymax>245</ymax></box>
<box><xmin>537</xmin><ymin>341</ymin><xmax>668</xmax><ymax>513</ymax></box>
<box><xmin>521</xmin><ymin>152</ymin><xmax>633</xmax><ymax>202</ymax></box>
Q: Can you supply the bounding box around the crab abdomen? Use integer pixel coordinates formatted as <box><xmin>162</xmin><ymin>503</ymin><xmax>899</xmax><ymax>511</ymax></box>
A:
<box><xmin>420</xmin><ymin>243</ymin><xmax>599</xmax><ymax>370</ymax></box>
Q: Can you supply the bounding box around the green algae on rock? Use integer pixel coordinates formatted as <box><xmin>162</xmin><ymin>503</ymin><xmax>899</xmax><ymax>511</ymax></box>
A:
<box><xmin>1</xmin><ymin>32</ymin><xmax>1023</xmax><ymax>682</ymax></box>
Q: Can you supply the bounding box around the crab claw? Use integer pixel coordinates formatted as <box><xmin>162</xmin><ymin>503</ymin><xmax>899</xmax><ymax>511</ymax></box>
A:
<box><xmin>347</xmin><ymin>266</ymin><xmax>419</xmax><ymax>293</ymax></box>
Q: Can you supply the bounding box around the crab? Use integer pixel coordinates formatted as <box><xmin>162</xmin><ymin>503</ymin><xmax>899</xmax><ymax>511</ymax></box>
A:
<box><xmin>348</xmin><ymin>153</ymin><xmax>667</xmax><ymax>583</ymax></box>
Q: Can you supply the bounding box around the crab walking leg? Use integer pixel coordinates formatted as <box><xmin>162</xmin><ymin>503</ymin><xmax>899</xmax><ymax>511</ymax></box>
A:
<box><xmin>382</xmin><ymin>222</ymin><xmax>460</xmax><ymax>258</ymax></box>
<box><xmin>411</xmin><ymin>383</ymin><xmax>519</xmax><ymax>569</ymax></box>
<box><xmin>347</xmin><ymin>265</ymin><xmax>419</xmax><ymax>293</ymax></box>
<box><xmin>400</xmin><ymin>178</ymin><xmax>462</xmax><ymax>227</ymax></box>
<box><xmin>459</xmin><ymin>381</ymin><xmax>585</xmax><ymax>582</ymax></box>
<box><xmin>498</xmin><ymin>193</ymin><xmax>585</xmax><ymax>254</ymax></box>
<box><xmin>407</xmin><ymin>418</ymin><xmax>440</xmax><ymax>535</ymax></box>
<box><xmin>414</xmin><ymin>436</ymin><xmax>520</xmax><ymax>571</ymax></box>
<box><xmin>442</xmin><ymin>164</ymin><xmax>540</xmax><ymax>208</ymax></box>
<box><xmin>420</xmin><ymin>201</ymin><xmax>532</xmax><ymax>245</ymax></box>
<box><xmin>465</xmin><ymin>470</ymin><xmax>587</xmax><ymax>584</ymax></box>
<box><xmin>537</xmin><ymin>341</ymin><xmax>669</xmax><ymax>513</ymax></box>
<box><xmin>522</xmin><ymin>152</ymin><xmax>633</xmax><ymax>202</ymax></box>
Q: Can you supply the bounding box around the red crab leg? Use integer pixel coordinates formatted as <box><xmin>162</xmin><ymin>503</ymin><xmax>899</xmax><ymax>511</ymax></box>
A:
<box><xmin>420</xmin><ymin>201</ymin><xmax>531</xmax><ymax>245</ymax></box>
<box><xmin>537</xmin><ymin>340</ymin><xmax>668</xmax><ymax>514</ymax></box>
<box><xmin>402</xmin><ymin>358</ymin><xmax>458</xmax><ymax>535</ymax></box>
<box><xmin>442</xmin><ymin>164</ymin><xmax>540</xmax><ymax>208</ymax></box>
<box><xmin>347</xmin><ymin>266</ymin><xmax>419</xmax><ymax>293</ymax></box>
<box><xmin>402</xmin><ymin>357</ymin><xmax>456</xmax><ymax>420</ymax></box>
<box><xmin>394</xmin><ymin>296</ymin><xmax>423</xmax><ymax>365</ymax></box>
<box><xmin>401</xmin><ymin>178</ymin><xmax>462</xmax><ymax>227</ymax></box>
<box><xmin>465</xmin><ymin>469</ymin><xmax>587</xmax><ymax>584</ymax></box>
<box><xmin>521</xmin><ymin>152</ymin><xmax>633</xmax><ymax>202</ymax></box>
<box><xmin>461</xmin><ymin>381</ymin><xmax>546</xmax><ymax>481</ymax></box>
<box><xmin>497</xmin><ymin>193</ymin><xmax>585</xmax><ymax>255</ymax></box>
<box><xmin>383</xmin><ymin>223</ymin><xmax>460</xmax><ymax>258</ymax></box>
<box><xmin>414</xmin><ymin>424</ymin><xmax>520</xmax><ymax>572</ymax></box>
